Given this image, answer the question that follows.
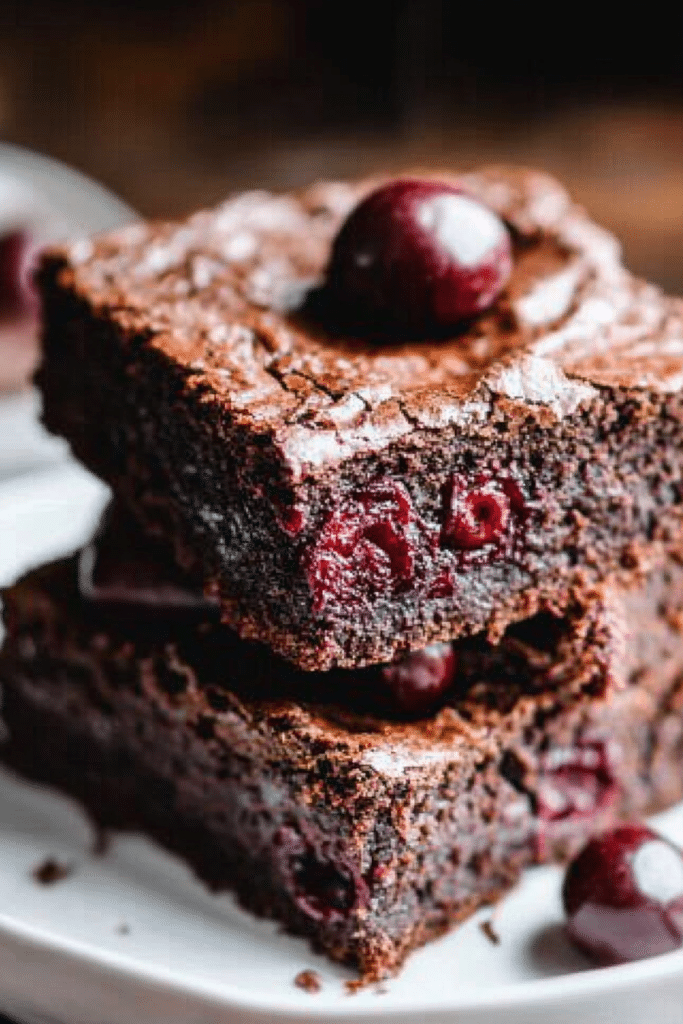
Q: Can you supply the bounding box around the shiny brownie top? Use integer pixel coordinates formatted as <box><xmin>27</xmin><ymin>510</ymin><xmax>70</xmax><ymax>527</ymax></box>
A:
<box><xmin>44</xmin><ymin>166</ymin><xmax>683</xmax><ymax>479</ymax></box>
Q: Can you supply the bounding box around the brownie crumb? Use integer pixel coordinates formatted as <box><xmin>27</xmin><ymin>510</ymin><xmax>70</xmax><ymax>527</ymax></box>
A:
<box><xmin>480</xmin><ymin>918</ymin><xmax>501</xmax><ymax>945</ymax></box>
<box><xmin>295</xmin><ymin>970</ymin><xmax>322</xmax><ymax>993</ymax></box>
<box><xmin>32</xmin><ymin>857</ymin><xmax>73</xmax><ymax>885</ymax></box>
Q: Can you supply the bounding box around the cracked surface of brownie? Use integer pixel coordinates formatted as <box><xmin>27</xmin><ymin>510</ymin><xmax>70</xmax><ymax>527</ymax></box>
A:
<box><xmin>36</xmin><ymin>167</ymin><xmax>683</xmax><ymax>668</ymax></box>
<box><xmin>3</xmin><ymin>553</ymin><xmax>683</xmax><ymax>979</ymax></box>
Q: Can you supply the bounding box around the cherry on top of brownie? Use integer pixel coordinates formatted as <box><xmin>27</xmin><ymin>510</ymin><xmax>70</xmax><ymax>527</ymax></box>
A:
<box><xmin>46</xmin><ymin>165</ymin><xmax>683</xmax><ymax>481</ymax></box>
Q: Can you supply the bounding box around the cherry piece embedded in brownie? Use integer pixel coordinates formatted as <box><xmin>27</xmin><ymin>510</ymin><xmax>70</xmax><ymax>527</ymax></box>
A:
<box><xmin>3</xmin><ymin>553</ymin><xmax>683</xmax><ymax>980</ymax></box>
<box><xmin>379</xmin><ymin>642</ymin><xmax>458</xmax><ymax>716</ymax></box>
<box><xmin>305</xmin><ymin>480</ymin><xmax>432</xmax><ymax>615</ymax></box>
<box><xmin>0</xmin><ymin>230</ymin><xmax>34</xmax><ymax>318</ymax></box>
<box><xmin>537</xmin><ymin>741</ymin><xmax>617</xmax><ymax>824</ymax></box>
<box><xmin>36</xmin><ymin>166</ymin><xmax>683</xmax><ymax>669</ymax></box>
<box><xmin>534</xmin><ymin>739</ymin><xmax>618</xmax><ymax>859</ymax></box>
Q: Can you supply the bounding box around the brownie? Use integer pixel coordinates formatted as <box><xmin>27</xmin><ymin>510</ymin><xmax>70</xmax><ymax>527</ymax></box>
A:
<box><xmin>2</xmin><ymin>552</ymin><xmax>683</xmax><ymax>980</ymax></box>
<box><xmin>36</xmin><ymin>166</ymin><xmax>683</xmax><ymax>671</ymax></box>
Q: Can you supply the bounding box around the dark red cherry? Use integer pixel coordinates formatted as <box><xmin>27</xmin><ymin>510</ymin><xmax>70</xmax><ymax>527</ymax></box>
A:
<box><xmin>275</xmin><ymin>504</ymin><xmax>305</xmax><ymax>536</ymax></box>
<box><xmin>306</xmin><ymin>481</ymin><xmax>422</xmax><ymax>614</ymax></box>
<box><xmin>537</xmin><ymin>741</ymin><xmax>616</xmax><ymax>824</ymax></box>
<box><xmin>381</xmin><ymin>642</ymin><xmax>457</xmax><ymax>715</ymax></box>
<box><xmin>563</xmin><ymin>824</ymin><xmax>683</xmax><ymax>964</ymax></box>
<box><xmin>326</xmin><ymin>179</ymin><xmax>512</xmax><ymax>335</ymax></box>
<box><xmin>0</xmin><ymin>230</ymin><xmax>35</xmax><ymax>318</ymax></box>
<box><xmin>441</xmin><ymin>475</ymin><xmax>524</xmax><ymax>552</ymax></box>
<box><xmin>444</xmin><ymin>488</ymin><xmax>509</xmax><ymax>550</ymax></box>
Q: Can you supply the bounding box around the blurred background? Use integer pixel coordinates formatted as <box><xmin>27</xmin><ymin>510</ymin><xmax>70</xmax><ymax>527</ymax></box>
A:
<box><xmin>0</xmin><ymin>0</ymin><xmax>682</xmax><ymax>292</ymax></box>
<box><xmin>1</xmin><ymin>10</ymin><xmax>682</xmax><ymax>1017</ymax></box>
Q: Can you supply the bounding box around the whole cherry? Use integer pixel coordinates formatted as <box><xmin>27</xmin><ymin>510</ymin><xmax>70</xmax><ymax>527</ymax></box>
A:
<box><xmin>326</xmin><ymin>178</ymin><xmax>512</xmax><ymax>336</ymax></box>
<box><xmin>381</xmin><ymin>642</ymin><xmax>458</xmax><ymax>716</ymax></box>
<box><xmin>562</xmin><ymin>824</ymin><xmax>683</xmax><ymax>964</ymax></box>
<box><xmin>0</xmin><ymin>230</ymin><xmax>35</xmax><ymax>318</ymax></box>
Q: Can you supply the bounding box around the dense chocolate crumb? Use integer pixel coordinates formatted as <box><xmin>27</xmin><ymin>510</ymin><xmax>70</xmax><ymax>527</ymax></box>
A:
<box><xmin>294</xmin><ymin>969</ymin><xmax>322</xmax><ymax>993</ymax></box>
<box><xmin>32</xmin><ymin>858</ymin><xmax>73</xmax><ymax>885</ymax></box>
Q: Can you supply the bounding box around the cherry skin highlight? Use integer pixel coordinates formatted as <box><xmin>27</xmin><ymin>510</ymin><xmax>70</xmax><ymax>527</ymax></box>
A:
<box><xmin>562</xmin><ymin>824</ymin><xmax>683</xmax><ymax>964</ymax></box>
<box><xmin>326</xmin><ymin>178</ymin><xmax>512</xmax><ymax>336</ymax></box>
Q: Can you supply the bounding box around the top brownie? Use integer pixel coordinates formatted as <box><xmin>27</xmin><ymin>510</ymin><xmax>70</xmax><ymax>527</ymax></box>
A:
<box><xmin>36</xmin><ymin>166</ymin><xmax>683</xmax><ymax>670</ymax></box>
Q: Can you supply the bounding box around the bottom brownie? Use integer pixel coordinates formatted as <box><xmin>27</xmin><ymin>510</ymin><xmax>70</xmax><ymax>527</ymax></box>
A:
<box><xmin>2</xmin><ymin>555</ymin><xmax>683</xmax><ymax>981</ymax></box>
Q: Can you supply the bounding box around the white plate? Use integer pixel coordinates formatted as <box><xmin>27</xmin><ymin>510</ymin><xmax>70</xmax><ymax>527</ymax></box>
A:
<box><xmin>0</xmin><ymin>142</ymin><xmax>133</xmax><ymax>238</ymax></box>
<box><xmin>0</xmin><ymin>392</ymin><xmax>68</xmax><ymax>482</ymax></box>
<box><xmin>0</xmin><ymin>144</ymin><xmax>135</xmax><ymax>483</ymax></box>
<box><xmin>1</xmin><ymin>466</ymin><xmax>683</xmax><ymax>1024</ymax></box>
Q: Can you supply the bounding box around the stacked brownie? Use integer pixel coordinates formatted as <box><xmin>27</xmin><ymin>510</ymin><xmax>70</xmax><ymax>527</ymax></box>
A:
<box><xmin>3</xmin><ymin>166</ymin><xmax>683</xmax><ymax>981</ymax></box>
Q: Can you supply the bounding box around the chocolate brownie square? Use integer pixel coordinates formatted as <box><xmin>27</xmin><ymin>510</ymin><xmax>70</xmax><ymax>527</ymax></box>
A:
<box><xmin>2</xmin><ymin>548</ymin><xmax>683</xmax><ymax>980</ymax></box>
<box><xmin>36</xmin><ymin>167</ymin><xmax>683</xmax><ymax>668</ymax></box>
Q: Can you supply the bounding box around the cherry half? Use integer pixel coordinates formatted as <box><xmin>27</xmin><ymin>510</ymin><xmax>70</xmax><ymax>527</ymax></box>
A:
<box><xmin>326</xmin><ymin>178</ymin><xmax>512</xmax><ymax>336</ymax></box>
<box><xmin>272</xmin><ymin>826</ymin><xmax>366</xmax><ymax>923</ymax></box>
<box><xmin>563</xmin><ymin>824</ymin><xmax>683</xmax><ymax>964</ymax></box>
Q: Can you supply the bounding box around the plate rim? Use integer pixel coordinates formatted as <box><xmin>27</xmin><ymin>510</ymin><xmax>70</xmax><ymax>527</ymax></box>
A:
<box><xmin>0</xmin><ymin>140</ymin><xmax>134</xmax><ymax>232</ymax></box>
<box><xmin>2</xmin><ymin>900</ymin><xmax>683</xmax><ymax>1020</ymax></box>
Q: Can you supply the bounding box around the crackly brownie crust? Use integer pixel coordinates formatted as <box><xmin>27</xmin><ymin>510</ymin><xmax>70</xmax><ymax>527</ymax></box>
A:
<box><xmin>36</xmin><ymin>166</ymin><xmax>683</xmax><ymax>671</ymax></box>
<box><xmin>3</xmin><ymin>555</ymin><xmax>683</xmax><ymax>980</ymax></box>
